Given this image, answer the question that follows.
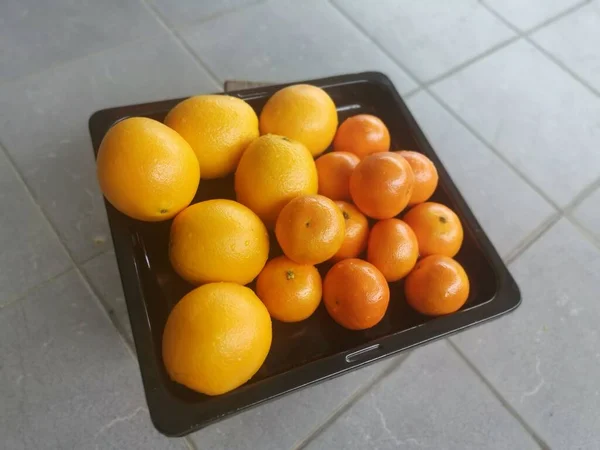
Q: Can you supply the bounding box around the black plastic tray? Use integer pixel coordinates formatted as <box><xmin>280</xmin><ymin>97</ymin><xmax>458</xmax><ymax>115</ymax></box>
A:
<box><xmin>88</xmin><ymin>72</ymin><xmax>520</xmax><ymax>437</ymax></box>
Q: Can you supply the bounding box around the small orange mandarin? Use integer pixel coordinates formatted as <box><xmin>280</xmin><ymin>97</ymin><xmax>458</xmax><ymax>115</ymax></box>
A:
<box><xmin>331</xmin><ymin>201</ymin><xmax>369</xmax><ymax>261</ymax></box>
<box><xmin>404</xmin><ymin>255</ymin><xmax>470</xmax><ymax>316</ymax></box>
<box><xmin>367</xmin><ymin>218</ymin><xmax>418</xmax><ymax>282</ymax></box>
<box><xmin>350</xmin><ymin>152</ymin><xmax>414</xmax><ymax>219</ymax></box>
<box><xmin>403</xmin><ymin>202</ymin><xmax>463</xmax><ymax>257</ymax></box>
<box><xmin>323</xmin><ymin>259</ymin><xmax>390</xmax><ymax>330</ymax></box>
<box><xmin>333</xmin><ymin>114</ymin><xmax>390</xmax><ymax>159</ymax></box>
<box><xmin>395</xmin><ymin>150</ymin><xmax>438</xmax><ymax>205</ymax></box>
<box><xmin>256</xmin><ymin>256</ymin><xmax>322</xmax><ymax>322</ymax></box>
<box><xmin>315</xmin><ymin>151</ymin><xmax>360</xmax><ymax>201</ymax></box>
<box><xmin>275</xmin><ymin>195</ymin><xmax>346</xmax><ymax>265</ymax></box>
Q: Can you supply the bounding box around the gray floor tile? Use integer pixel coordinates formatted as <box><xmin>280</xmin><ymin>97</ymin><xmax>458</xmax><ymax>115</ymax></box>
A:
<box><xmin>431</xmin><ymin>40</ymin><xmax>600</xmax><ymax>208</ymax></box>
<box><xmin>406</xmin><ymin>92</ymin><xmax>555</xmax><ymax>258</ymax></box>
<box><xmin>484</xmin><ymin>0</ymin><xmax>583</xmax><ymax>31</ymax></box>
<box><xmin>452</xmin><ymin>218</ymin><xmax>600</xmax><ymax>449</ymax></box>
<box><xmin>0</xmin><ymin>33</ymin><xmax>219</xmax><ymax>263</ymax></box>
<box><xmin>333</xmin><ymin>0</ymin><xmax>515</xmax><ymax>82</ymax></box>
<box><xmin>532</xmin><ymin>2</ymin><xmax>600</xmax><ymax>93</ymax></box>
<box><xmin>82</xmin><ymin>250</ymin><xmax>132</xmax><ymax>343</ymax></box>
<box><xmin>0</xmin><ymin>149</ymin><xmax>71</xmax><ymax>307</ymax></box>
<box><xmin>306</xmin><ymin>341</ymin><xmax>539</xmax><ymax>450</ymax></box>
<box><xmin>150</xmin><ymin>0</ymin><xmax>260</xmax><ymax>27</ymax></box>
<box><xmin>179</xmin><ymin>0</ymin><xmax>417</xmax><ymax>94</ymax></box>
<box><xmin>190</xmin><ymin>355</ymin><xmax>402</xmax><ymax>450</ymax></box>
<box><xmin>572</xmin><ymin>186</ymin><xmax>600</xmax><ymax>243</ymax></box>
<box><xmin>0</xmin><ymin>0</ymin><xmax>162</xmax><ymax>82</ymax></box>
<box><xmin>0</xmin><ymin>270</ymin><xmax>187</xmax><ymax>450</ymax></box>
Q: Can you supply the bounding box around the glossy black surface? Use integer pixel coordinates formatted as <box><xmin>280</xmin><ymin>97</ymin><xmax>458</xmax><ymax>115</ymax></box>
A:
<box><xmin>88</xmin><ymin>72</ymin><xmax>520</xmax><ymax>437</ymax></box>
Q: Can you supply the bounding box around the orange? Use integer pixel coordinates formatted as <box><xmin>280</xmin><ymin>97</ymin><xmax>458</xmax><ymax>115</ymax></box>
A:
<box><xmin>162</xmin><ymin>282</ymin><xmax>272</xmax><ymax>395</ymax></box>
<box><xmin>333</xmin><ymin>114</ymin><xmax>390</xmax><ymax>159</ymax></box>
<box><xmin>349</xmin><ymin>152</ymin><xmax>414</xmax><ymax>219</ymax></box>
<box><xmin>403</xmin><ymin>202</ymin><xmax>463</xmax><ymax>257</ymax></box>
<box><xmin>275</xmin><ymin>195</ymin><xmax>345</xmax><ymax>265</ymax></box>
<box><xmin>323</xmin><ymin>259</ymin><xmax>389</xmax><ymax>330</ymax></box>
<box><xmin>315</xmin><ymin>151</ymin><xmax>360</xmax><ymax>201</ymax></box>
<box><xmin>169</xmin><ymin>199</ymin><xmax>269</xmax><ymax>285</ymax></box>
<box><xmin>367</xmin><ymin>218</ymin><xmax>418</xmax><ymax>282</ymax></box>
<box><xmin>96</xmin><ymin>117</ymin><xmax>199</xmax><ymax>221</ymax></box>
<box><xmin>256</xmin><ymin>256</ymin><xmax>322</xmax><ymax>322</ymax></box>
<box><xmin>259</xmin><ymin>84</ymin><xmax>338</xmax><ymax>157</ymax></box>
<box><xmin>235</xmin><ymin>134</ymin><xmax>318</xmax><ymax>228</ymax></box>
<box><xmin>165</xmin><ymin>95</ymin><xmax>258</xmax><ymax>179</ymax></box>
<box><xmin>404</xmin><ymin>255</ymin><xmax>470</xmax><ymax>316</ymax></box>
<box><xmin>332</xmin><ymin>201</ymin><xmax>369</xmax><ymax>261</ymax></box>
<box><xmin>396</xmin><ymin>151</ymin><xmax>438</xmax><ymax>205</ymax></box>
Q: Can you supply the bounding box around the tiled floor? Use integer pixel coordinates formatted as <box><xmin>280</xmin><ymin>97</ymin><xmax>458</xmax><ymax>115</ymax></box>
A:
<box><xmin>0</xmin><ymin>1</ymin><xmax>598</xmax><ymax>449</ymax></box>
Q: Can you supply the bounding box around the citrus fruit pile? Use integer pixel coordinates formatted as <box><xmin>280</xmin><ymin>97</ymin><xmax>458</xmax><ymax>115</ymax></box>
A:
<box><xmin>96</xmin><ymin>84</ymin><xmax>470</xmax><ymax>397</ymax></box>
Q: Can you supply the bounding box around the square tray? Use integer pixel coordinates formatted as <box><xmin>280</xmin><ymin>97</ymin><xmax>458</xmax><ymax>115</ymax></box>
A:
<box><xmin>88</xmin><ymin>72</ymin><xmax>520</xmax><ymax>437</ymax></box>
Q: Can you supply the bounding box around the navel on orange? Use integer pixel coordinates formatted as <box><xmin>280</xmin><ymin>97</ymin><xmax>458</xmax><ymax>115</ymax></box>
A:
<box><xmin>96</xmin><ymin>117</ymin><xmax>199</xmax><ymax>222</ymax></box>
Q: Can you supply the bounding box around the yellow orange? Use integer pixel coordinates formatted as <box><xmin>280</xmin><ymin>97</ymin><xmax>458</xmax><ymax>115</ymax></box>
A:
<box><xmin>162</xmin><ymin>282</ymin><xmax>272</xmax><ymax>395</ymax></box>
<box><xmin>259</xmin><ymin>84</ymin><xmax>338</xmax><ymax>157</ymax></box>
<box><xmin>235</xmin><ymin>134</ymin><xmax>318</xmax><ymax>228</ymax></box>
<box><xmin>165</xmin><ymin>95</ymin><xmax>258</xmax><ymax>179</ymax></box>
<box><xmin>169</xmin><ymin>199</ymin><xmax>269</xmax><ymax>285</ymax></box>
<box><xmin>96</xmin><ymin>117</ymin><xmax>199</xmax><ymax>221</ymax></box>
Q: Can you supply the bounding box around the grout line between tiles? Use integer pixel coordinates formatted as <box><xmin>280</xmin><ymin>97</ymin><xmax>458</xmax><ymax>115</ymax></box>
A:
<box><xmin>184</xmin><ymin>435</ymin><xmax>199</xmax><ymax>450</ymax></box>
<box><xmin>563</xmin><ymin>176</ymin><xmax>600</xmax><ymax>215</ymax></box>
<box><xmin>447</xmin><ymin>340</ymin><xmax>551</xmax><ymax>450</ymax></box>
<box><xmin>141</xmin><ymin>0</ymin><xmax>225</xmax><ymax>89</ymax></box>
<box><xmin>167</xmin><ymin>0</ymin><xmax>269</xmax><ymax>31</ymax></box>
<box><xmin>520</xmin><ymin>0</ymin><xmax>592</xmax><ymax>35</ymax></box>
<box><xmin>328</xmin><ymin>0</ymin><xmax>420</xmax><ymax>87</ymax></box>
<box><xmin>0</xmin><ymin>143</ymin><xmax>135</xmax><ymax>354</ymax></box>
<box><xmin>293</xmin><ymin>353</ymin><xmax>412</xmax><ymax>450</ymax></box>
<box><xmin>0</xmin><ymin>266</ymin><xmax>74</xmax><ymax>312</ymax></box>
<box><xmin>566</xmin><ymin>214</ymin><xmax>600</xmax><ymax>253</ymax></box>
<box><xmin>505</xmin><ymin>213</ymin><xmax>561</xmax><ymax>264</ymax></box>
<box><xmin>423</xmin><ymin>87</ymin><xmax>562</xmax><ymax>212</ymax></box>
<box><xmin>482</xmin><ymin>0</ymin><xmax>600</xmax><ymax>98</ymax></box>
<box><xmin>423</xmin><ymin>35</ymin><xmax>520</xmax><ymax>86</ymax></box>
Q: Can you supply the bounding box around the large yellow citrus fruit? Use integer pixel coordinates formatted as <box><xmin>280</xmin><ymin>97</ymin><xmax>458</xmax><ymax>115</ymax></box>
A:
<box><xmin>162</xmin><ymin>282</ymin><xmax>272</xmax><ymax>396</ymax></box>
<box><xmin>96</xmin><ymin>117</ymin><xmax>199</xmax><ymax>222</ymax></box>
<box><xmin>165</xmin><ymin>95</ymin><xmax>259</xmax><ymax>179</ymax></box>
<box><xmin>259</xmin><ymin>84</ymin><xmax>338</xmax><ymax>157</ymax></box>
<box><xmin>169</xmin><ymin>199</ymin><xmax>269</xmax><ymax>285</ymax></box>
<box><xmin>235</xmin><ymin>134</ymin><xmax>318</xmax><ymax>228</ymax></box>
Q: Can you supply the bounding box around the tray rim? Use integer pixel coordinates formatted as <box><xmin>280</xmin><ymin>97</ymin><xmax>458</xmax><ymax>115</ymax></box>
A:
<box><xmin>88</xmin><ymin>71</ymin><xmax>521</xmax><ymax>437</ymax></box>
